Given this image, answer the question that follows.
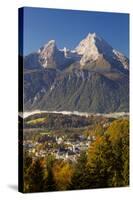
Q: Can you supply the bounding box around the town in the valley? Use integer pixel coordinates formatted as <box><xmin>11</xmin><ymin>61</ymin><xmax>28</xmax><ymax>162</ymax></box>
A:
<box><xmin>22</xmin><ymin>111</ymin><xmax>129</xmax><ymax>162</ymax></box>
<box><xmin>23</xmin><ymin>131</ymin><xmax>95</xmax><ymax>162</ymax></box>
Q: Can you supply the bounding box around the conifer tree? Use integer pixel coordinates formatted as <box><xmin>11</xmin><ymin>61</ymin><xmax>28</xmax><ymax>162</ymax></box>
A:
<box><xmin>28</xmin><ymin>158</ymin><xmax>45</xmax><ymax>192</ymax></box>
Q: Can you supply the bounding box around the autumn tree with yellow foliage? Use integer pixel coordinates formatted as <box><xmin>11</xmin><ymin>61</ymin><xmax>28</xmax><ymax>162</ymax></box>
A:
<box><xmin>53</xmin><ymin>160</ymin><xmax>74</xmax><ymax>190</ymax></box>
<box><xmin>87</xmin><ymin>119</ymin><xmax>129</xmax><ymax>188</ymax></box>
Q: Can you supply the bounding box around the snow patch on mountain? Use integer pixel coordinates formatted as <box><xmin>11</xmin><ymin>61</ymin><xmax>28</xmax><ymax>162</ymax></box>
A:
<box><xmin>113</xmin><ymin>49</ymin><xmax>129</xmax><ymax>70</ymax></box>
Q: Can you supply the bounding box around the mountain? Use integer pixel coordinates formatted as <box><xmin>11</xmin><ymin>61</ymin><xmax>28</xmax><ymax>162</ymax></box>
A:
<box><xmin>24</xmin><ymin>40</ymin><xmax>78</xmax><ymax>70</ymax></box>
<box><xmin>76</xmin><ymin>33</ymin><xmax>129</xmax><ymax>72</ymax></box>
<box><xmin>23</xmin><ymin>33</ymin><xmax>129</xmax><ymax>113</ymax></box>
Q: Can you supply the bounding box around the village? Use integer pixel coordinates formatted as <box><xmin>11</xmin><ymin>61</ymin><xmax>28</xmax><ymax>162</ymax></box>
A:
<box><xmin>23</xmin><ymin>132</ymin><xmax>95</xmax><ymax>162</ymax></box>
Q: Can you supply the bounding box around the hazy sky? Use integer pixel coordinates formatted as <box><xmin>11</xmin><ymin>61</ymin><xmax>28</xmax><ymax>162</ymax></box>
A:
<box><xmin>21</xmin><ymin>7</ymin><xmax>129</xmax><ymax>57</ymax></box>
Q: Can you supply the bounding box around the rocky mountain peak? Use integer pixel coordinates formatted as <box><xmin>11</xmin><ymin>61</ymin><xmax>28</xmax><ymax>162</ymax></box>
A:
<box><xmin>38</xmin><ymin>40</ymin><xmax>57</xmax><ymax>55</ymax></box>
<box><xmin>37</xmin><ymin>40</ymin><xmax>72</xmax><ymax>69</ymax></box>
<box><xmin>85</xmin><ymin>32</ymin><xmax>97</xmax><ymax>43</ymax></box>
<box><xmin>37</xmin><ymin>40</ymin><xmax>60</xmax><ymax>68</ymax></box>
<box><xmin>76</xmin><ymin>32</ymin><xmax>111</xmax><ymax>55</ymax></box>
<box><xmin>75</xmin><ymin>32</ymin><xmax>129</xmax><ymax>71</ymax></box>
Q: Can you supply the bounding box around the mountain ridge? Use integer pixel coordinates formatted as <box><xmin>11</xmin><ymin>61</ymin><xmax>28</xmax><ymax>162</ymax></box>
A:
<box><xmin>24</xmin><ymin>32</ymin><xmax>129</xmax><ymax>72</ymax></box>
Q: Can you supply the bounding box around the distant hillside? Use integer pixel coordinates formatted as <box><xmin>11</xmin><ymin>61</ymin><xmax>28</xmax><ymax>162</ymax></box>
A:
<box><xmin>24</xmin><ymin>112</ymin><xmax>114</xmax><ymax>129</ymax></box>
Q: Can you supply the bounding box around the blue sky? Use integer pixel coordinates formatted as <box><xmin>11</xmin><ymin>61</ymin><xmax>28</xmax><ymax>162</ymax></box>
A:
<box><xmin>22</xmin><ymin>7</ymin><xmax>129</xmax><ymax>57</ymax></box>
